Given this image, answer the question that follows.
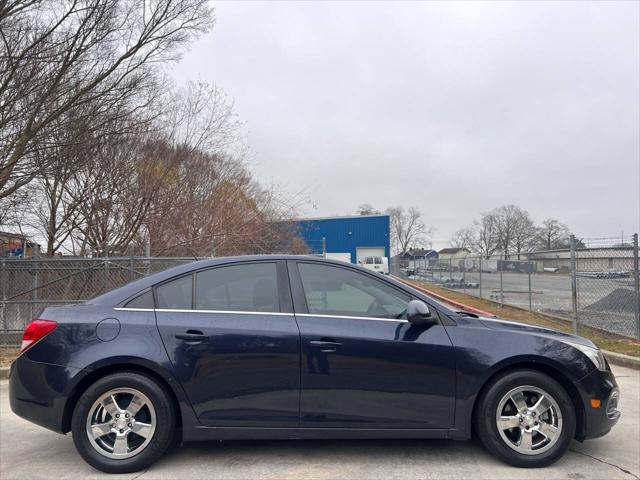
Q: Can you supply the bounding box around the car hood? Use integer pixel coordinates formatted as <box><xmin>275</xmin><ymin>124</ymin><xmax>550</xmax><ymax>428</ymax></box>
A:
<box><xmin>477</xmin><ymin>316</ymin><xmax>596</xmax><ymax>348</ymax></box>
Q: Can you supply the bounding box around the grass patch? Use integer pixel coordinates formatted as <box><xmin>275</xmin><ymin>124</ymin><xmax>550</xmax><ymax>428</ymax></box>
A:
<box><xmin>409</xmin><ymin>280</ymin><xmax>640</xmax><ymax>358</ymax></box>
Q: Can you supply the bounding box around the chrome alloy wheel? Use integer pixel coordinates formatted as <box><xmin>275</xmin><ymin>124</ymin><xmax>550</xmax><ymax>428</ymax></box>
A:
<box><xmin>496</xmin><ymin>385</ymin><xmax>563</xmax><ymax>456</ymax></box>
<box><xmin>85</xmin><ymin>388</ymin><xmax>156</xmax><ymax>459</ymax></box>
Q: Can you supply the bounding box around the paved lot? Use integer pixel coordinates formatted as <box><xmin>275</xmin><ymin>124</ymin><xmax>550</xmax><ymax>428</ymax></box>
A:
<box><xmin>415</xmin><ymin>271</ymin><xmax>637</xmax><ymax>337</ymax></box>
<box><xmin>1</xmin><ymin>365</ymin><xmax>638</xmax><ymax>480</ymax></box>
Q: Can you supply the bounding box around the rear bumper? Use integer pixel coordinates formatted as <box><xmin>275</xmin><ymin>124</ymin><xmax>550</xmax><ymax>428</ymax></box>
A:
<box><xmin>576</xmin><ymin>367</ymin><xmax>621</xmax><ymax>440</ymax></box>
<box><xmin>9</xmin><ymin>355</ymin><xmax>84</xmax><ymax>434</ymax></box>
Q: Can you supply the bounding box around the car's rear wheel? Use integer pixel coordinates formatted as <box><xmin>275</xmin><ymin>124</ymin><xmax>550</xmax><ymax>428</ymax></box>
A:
<box><xmin>71</xmin><ymin>372</ymin><xmax>175</xmax><ymax>473</ymax></box>
<box><xmin>475</xmin><ymin>369</ymin><xmax>576</xmax><ymax>467</ymax></box>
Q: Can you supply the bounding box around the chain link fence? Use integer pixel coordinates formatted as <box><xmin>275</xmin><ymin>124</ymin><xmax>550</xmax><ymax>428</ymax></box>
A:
<box><xmin>2</xmin><ymin>235</ymin><xmax>638</xmax><ymax>345</ymax></box>
<box><xmin>0</xmin><ymin>256</ymin><xmax>195</xmax><ymax>345</ymax></box>
<box><xmin>392</xmin><ymin>234</ymin><xmax>640</xmax><ymax>340</ymax></box>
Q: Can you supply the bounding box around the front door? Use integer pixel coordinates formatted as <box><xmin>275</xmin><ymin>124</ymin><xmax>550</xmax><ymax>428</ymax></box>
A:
<box><xmin>289</xmin><ymin>260</ymin><xmax>456</xmax><ymax>429</ymax></box>
<box><xmin>155</xmin><ymin>261</ymin><xmax>300</xmax><ymax>427</ymax></box>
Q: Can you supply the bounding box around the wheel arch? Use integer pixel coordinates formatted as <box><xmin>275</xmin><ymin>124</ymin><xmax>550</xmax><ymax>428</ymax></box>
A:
<box><xmin>61</xmin><ymin>361</ymin><xmax>185</xmax><ymax>435</ymax></box>
<box><xmin>470</xmin><ymin>361</ymin><xmax>586</xmax><ymax>441</ymax></box>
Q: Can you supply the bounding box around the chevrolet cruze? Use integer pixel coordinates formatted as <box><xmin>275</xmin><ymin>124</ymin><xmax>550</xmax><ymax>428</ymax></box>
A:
<box><xmin>9</xmin><ymin>256</ymin><xmax>621</xmax><ymax>473</ymax></box>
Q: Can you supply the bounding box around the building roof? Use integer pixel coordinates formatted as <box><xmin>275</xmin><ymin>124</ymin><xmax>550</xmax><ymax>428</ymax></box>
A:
<box><xmin>0</xmin><ymin>231</ymin><xmax>27</xmax><ymax>240</ymax></box>
<box><xmin>438</xmin><ymin>247</ymin><xmax>470</xmax><ymax>254</ymax></box>
<box><xmin>293</xmin><ymin>213</ymin><xmax>389</xmax><ymax>222</ymax></box>
<box><xmin>400</xmin><ymin>248</ymin><xmax>438</xmax><ymax>258</ymax></box>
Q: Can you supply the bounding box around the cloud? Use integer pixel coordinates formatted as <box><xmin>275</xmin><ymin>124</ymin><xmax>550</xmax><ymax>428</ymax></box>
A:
<box><xmin>172</xmin><ymin>1</ymin><xmax>639</xmax><ymax>247</ymax></box>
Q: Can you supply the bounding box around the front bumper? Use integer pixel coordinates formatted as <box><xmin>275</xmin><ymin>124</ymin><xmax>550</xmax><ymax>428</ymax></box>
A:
<box><xmin>9</xmin><ymin>354</ymin><xmax>84</xmax><ymax>434</ymax></box>
<box><xmin>575</xmin><ymin>367</ymin><xmax>621</xmax><ymax>440</ymax></box>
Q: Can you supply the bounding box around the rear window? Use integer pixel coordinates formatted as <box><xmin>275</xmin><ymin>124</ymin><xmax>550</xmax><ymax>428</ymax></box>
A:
<box><xmin>195</xmin><ymin>263</ymin><xmax>279</xmax><ymax>312</ymax></box>
<box><xmin>365</xmin><ymin>257</ymin><xmax>374</xmax><ymax>264</ymax></box>
<box><xmin>374</xmin><ymin>257</ymin><xmax>382</xmax><ymax>265</ymax></box>
<box><xmin>125</xmin><ymin>290</ymin><xmax>154</xmax><ymax>309</ymax></box>
<box><xmin>156</xmin><ymin>275</ymin><xmax>193</xmax><ymax>309</ymax></box>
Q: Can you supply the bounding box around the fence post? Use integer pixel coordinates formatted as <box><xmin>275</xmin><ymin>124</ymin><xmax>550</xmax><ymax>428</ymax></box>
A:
<box><xmin>322</xmin><ymin>237</ymin><xmax>326</xmax><ymax>258</ymax></box>
<box><xmin>479</xmin><ymin>256</ymin><xmax>483</xmax><ymax>298</ymax></box>
<box><xmin>462</xmin><ymin>257</ymin><xmax>466</xmax><ymax>294</ymax></box>
<box><xmin>103</xmin><ymin>256</ymin><xmax>109</xmax><ymax>293</ymax></box>
<box><xmin>128</xmin><ymin>244</ymin><xmax>134</xmax><ymax>282</ymax></box>
<box><xmin>145</xmin><ymin>239</ymin><xmax>151</xmax><ymax>276</ymax></box>
<box><xmin>528</xmin><ymin>253</ymin><xmax>532</xmax><ymax>311</ymax></box>
<box><xmin>32</xmin><ymin>256</ymin><xmax>38</xmax><ymax>321</ymax></box>
<box><xmin>1</xmin><ymin>258</ymin><xmax>6</xmax><ymax>342</ymax></box>
<box><xmin>499</xmin><ymin>267</ymin><xmax>504</xmax><ymax>307</ymax></box>
<box><xmin>570</xmin><ymin>234</ymin><xmax>578</xmax><ymax>334</ymax></box>
<box><xmin>633</xmin><ymin>233</ymin><xmax>639</xmax><ymax>340</ymax></box>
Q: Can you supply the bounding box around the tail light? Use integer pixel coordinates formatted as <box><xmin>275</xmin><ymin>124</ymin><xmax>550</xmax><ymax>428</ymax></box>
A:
<box><xmin>21</xmin><ymin>319</ymin><xmax>57</xmax><ymax>353</ymax></box>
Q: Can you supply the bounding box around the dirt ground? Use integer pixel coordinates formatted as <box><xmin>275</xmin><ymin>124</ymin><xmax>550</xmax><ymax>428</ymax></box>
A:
<box><xmin>0</xmin><ymin>347</ymin><xmax>19</xmax><ymax>368</ymax></box>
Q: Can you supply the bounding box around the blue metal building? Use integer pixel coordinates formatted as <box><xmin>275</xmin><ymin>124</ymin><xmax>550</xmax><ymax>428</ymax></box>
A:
<box><xmin>294</xmin><ymin>214</ymin><xmax>390</xmax><ymax>264</ymax></box>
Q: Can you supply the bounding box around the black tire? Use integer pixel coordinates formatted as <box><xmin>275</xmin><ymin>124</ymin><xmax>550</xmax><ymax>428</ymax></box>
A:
<box><xmin>474</xmin><ymin>369</ymin><xmax>576</xmax><ymax>468</ymax></box>
<box><xmin>71</xmin><ymin>371</ymin><xmax>176</xmax><ymax>474</ymax></box>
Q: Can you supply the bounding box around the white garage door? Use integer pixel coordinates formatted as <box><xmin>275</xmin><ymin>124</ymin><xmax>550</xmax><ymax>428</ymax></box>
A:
<box><xmin>356</xmin><ymin>247</ymin><xmax>385</xmax><ymax>265</ymax></box>
<box><xmin>325</xmin><ymin>252</ymin><xmax>352</xmax><ymax>264</ymax></box>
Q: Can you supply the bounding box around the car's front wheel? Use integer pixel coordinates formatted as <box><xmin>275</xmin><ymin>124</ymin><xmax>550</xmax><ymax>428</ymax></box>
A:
<box><xmin>71</xmin><ymin>371</ymin><xmax>176</xmax><ymax>473</ymax></box>
<box><xmin>475</xmin><ymin>369</ymin><xmax>576</xmax><ymax>467</ymax></box>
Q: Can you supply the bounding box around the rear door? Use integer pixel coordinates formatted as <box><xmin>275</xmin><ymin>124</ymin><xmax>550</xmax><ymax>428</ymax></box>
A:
<box><xmin>155</xmin><ymin>260</ymin><xmax>301</xmax><ymax>427</ymax></box>
<box><xmin>289</xmin><ymin>260</ymin><xmax>456</xmax><ymax>429</ymax></box>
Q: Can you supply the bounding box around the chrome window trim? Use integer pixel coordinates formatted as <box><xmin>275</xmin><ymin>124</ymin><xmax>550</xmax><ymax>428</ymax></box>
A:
<box><xmin>114</xmin><ymin>308</ymin><xmax>155</xmax><ymax>312</ymax></box>
<box><xmin>113</xmin><ymin>307</ymin><xmax>406</xmax><ymax>322</ymax></box>
<box><xmin>157</xmin><ymin>308</ymin><xmax>292</xmax><ymax>316</ymax></box>
<box><xmin>114</xmin><ymin>307</ymin><xmax>293</xmax><ymax>316</ymax></box>
<box><xmin>296</xmin><ymin>313</ymin><xmax>407</xmax><ymax>323</ymax></box>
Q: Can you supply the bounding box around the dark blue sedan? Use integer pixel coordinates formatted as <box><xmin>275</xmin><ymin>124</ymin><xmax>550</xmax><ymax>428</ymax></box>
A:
<box><xmin>9</xmin><ymin>256</ymin><xmax>620</xmax><ymax>473</ymax></box>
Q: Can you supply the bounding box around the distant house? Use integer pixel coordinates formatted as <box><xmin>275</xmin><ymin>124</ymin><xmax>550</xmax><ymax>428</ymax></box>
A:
<box><xmin>523</xmin><ymin>247</ymin><xmax>634</xmax><ymax>273</ymax></box>
<box><xmin>395</xmin><ymin>248</ymin><xmax>438</xmax><ymax>269</ymax></box>
<box><xmin>438</xmin><ymin>247</ymin><xmax>471</xmax><ymax>266</ymax></box>
<box><xmin>1</xmin><ymin>231</ymin><xmax>26</xmax><ymax>258</ymax></box>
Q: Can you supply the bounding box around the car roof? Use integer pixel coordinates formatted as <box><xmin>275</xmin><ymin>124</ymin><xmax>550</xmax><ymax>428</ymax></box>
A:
<box><xmin>88</xmin><ymin>255</ymin><xmax>344</xmax><ymax>306</ymax></box>
<box><xmin>88</xmin><ymin>254</ymin><xmax>455</xmax><ymax>314</ymax></box>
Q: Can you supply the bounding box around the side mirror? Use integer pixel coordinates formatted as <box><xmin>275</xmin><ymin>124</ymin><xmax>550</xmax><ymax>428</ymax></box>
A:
<box><xmin>407</xmin><ymin>300</ymin><xmax>438</xmax><ymax>326</ymax></box>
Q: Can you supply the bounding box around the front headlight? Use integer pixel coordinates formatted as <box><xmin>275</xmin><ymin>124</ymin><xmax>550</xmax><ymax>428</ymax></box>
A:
<box><xmin>567</xmin><ymin>341</ymin><xmax>607</xmax><ymax>371</ymax></box>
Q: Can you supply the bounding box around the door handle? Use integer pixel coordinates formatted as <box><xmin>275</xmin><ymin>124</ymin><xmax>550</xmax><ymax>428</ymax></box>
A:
<box><xmin>309</xmin><ymin>340</ymin><xmax>342</xmax><ymax>352</ymax></box>
<box><xmin>175</xmin><ymin>330</ymin><xmax>208</xmax><ymax>342</ymax></box>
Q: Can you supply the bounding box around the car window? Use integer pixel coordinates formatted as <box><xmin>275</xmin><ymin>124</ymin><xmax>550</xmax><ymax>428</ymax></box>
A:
<box><xmin>365</xmin><ymin>257</ymin><xmax>373</xmax><ymax>264</ymax></box>
<box><xmin>297</xmin><ymin>263</ymin><xmax>410</xmax><ymax>319</ymax></box>
<box><xmin>196</xmin><ymin>263</ymin><xmax>279</xmax><ymax>312</ymax></box>
<box><xmin>125</xmin><ymin>290</ymin><xmax>154</xmax><ymax>309</ymax></box>
<box><xmin>156</xmin><ymin>275</ymin><xmax>193</xmax><ymax>309</ymax></box>
<box><xmin>374</xmin><ymin>257</ymin><xmax>382</xmax><ymax>265</ymax></box>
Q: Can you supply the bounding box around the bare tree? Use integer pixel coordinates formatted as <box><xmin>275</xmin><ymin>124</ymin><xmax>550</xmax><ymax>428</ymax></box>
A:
<box><xmin>511</xmin><ymin>209</ymin><xmax>537</xmax><ymax>258</ymax></box>
<box><xmin>536</xmin><ymin>218</ymin><xmax>571</xmax><ymax>250</ymax></box>
<box><xmin>139</xmin><ymin>82</ymin><xmax>256</xmax><ymax>257</ymax></box>
<box><xmin>467</xmin><ymin>212</ymin><xmax>501</xmax><ymax>258</ymax></box>
<box><xmin>0</xmin><ymin>0</ymin><xmax>213</xmax><ymax>200</ymax></box>
<box><xmin>492</xmin><ymin>204</ymin><xmax>526</xmax><ymax>257</ymax></box>
<box><xmin>66</xmin><ymin>127</ymin><xmax>162</xmax><ymax>256</ymax></box>
<box><xmin>356</xmin><ymin>204</ymin><xmax>380</xmax><ymax>215</ymax></box>
<box><xmin>483</xmin><ymin>204</ymin><xmax>539</xmax><ymax>257</ymax></box>
<box><xmin>387</xmin><ymin>206</ymin><xmax>430</xmax><ymax>254</ymax></box>
<box><xmin>0</xmin><ymin>183</ymin><xmax>32</xmax><ymax>231</ymax></box>
<box><xmin>449</xmin><ymin>226</ymin><xmax>474</xmax><ymax>249</ymax></box>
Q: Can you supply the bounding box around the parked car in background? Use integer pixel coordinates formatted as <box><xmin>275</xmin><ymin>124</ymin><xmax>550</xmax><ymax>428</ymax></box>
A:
<box><xmin>10</xmin><ymin>256</ymin><xmax>620</xmax><ymax>473</ymax></box>
<box><xmin>360</xmin><ymin>255</ymin><xmax>389</xmax><ymax>274</ymax></box>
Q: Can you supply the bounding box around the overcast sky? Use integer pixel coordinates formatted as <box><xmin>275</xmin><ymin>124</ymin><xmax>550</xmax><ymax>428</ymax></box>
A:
<box><xmin>171</xmin><ymin>1</ymin><xmax>639</xmax><ymax>248</ymax></box>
